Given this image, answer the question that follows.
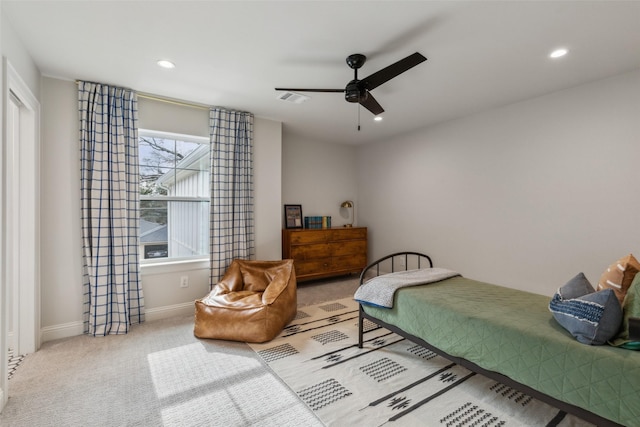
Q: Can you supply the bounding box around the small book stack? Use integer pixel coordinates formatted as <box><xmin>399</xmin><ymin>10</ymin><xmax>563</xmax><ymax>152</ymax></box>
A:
<box><xmin>304</xmin><ymin>216</ymin><xmax>332</xmax><ymax>229</ymax></box>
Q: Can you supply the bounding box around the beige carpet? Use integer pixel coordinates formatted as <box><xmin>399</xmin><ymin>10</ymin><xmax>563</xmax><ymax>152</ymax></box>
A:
<box><xmin>296</xmin><ymin>275</ymin><xmax>360</xmax><ymax>307</ymax></box>
<box><xmin>0</xmin><ymin>275</ymin><xmax>359</xmax><ymax>426</ymax></box>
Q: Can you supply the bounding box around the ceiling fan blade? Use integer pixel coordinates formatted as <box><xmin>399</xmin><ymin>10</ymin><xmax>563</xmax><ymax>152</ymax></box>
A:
<box><xmin>360</xmin><ymin>52</ymin><xmax>427</xmax><ymax>91</ymax></box>
<box><xmin>275</xmin><ymin>87</ymin><xmax>344</xmax><ymax>93</ymax></box>
<box><xmin>359</xmin><ymin>92</ymin><xmax>384</xmax><ymax>115</ymax></box>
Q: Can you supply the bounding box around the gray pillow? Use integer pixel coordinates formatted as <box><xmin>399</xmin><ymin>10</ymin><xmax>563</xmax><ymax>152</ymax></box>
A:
<box><xmin>558</xmin><ymin>272</ymin><xmax>595</xmax><ymax>299</ymax></box>
<box><xmin>549</xmin><ymin>274</ymin><xmax>623</xmax><ymax>345</ymax></box>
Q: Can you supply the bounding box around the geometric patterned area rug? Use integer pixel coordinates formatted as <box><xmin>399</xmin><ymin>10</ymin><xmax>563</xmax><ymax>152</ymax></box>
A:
<box><xmin>7</xmin><ymin>348</ymin><xmax>26</xmax><ymax>380</ymax></box>
<box><xmin>249</xmin><ymin>297</ymin><xmax>594</xmax><ymax>427</ymax></box>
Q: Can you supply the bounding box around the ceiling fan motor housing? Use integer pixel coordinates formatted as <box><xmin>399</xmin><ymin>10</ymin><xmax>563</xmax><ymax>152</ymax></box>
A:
<box><xmin>345</xmin><ymin>80</ymin><xmax>367</xmax><ymax>103</ymax></box>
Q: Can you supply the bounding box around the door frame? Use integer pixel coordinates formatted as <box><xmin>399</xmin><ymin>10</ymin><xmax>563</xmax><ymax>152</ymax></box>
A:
<box><xmin>1</xmin><ymin>59</ymin><xmax>41</xmax><ymax>408</ymax></box>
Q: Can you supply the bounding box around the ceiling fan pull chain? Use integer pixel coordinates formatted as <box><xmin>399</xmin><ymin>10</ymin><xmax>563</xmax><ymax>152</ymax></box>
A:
<box><xmin>357</xmin><ymin>103</ymin><xmax>361</xmax><ymax>131</ymax></box>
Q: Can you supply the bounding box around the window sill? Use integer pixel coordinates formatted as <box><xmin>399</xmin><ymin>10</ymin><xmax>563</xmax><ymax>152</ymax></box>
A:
<box><xmin>141</xmin><ymin>257</ymin><xmax>209</xmax><ymax>275</ymax></box>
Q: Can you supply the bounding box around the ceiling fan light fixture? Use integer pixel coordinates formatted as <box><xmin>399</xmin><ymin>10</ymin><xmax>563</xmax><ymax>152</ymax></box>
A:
<box><xmin>345</xmin><ymin>81</ymin><xmax>363</xmax><ymax>103</ymax></box>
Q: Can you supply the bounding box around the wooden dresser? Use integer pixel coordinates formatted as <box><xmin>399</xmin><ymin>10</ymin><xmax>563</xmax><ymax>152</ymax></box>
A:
<box><xmin>282</xmin><ymin>227</ymin><xmax>367</xmax><ymax>281</ymax></box>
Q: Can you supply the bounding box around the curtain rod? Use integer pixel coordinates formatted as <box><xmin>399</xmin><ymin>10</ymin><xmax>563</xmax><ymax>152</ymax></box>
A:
<box><xmin>137</xmin><ymin>93</ymin><xmax>209</xmax><ymax>110</ymax></box>
<box><xmin>75</xmin><ymin>80</ymin><xmax>209</xmax><ymax>110</ymax></box>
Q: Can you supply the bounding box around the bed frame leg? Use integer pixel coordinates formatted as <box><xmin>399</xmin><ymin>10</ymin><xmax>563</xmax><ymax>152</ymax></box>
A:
<box><xmin>358</xmin><ymin>306</ymin><xmax>364</xmax><ymax>348</ymax></box>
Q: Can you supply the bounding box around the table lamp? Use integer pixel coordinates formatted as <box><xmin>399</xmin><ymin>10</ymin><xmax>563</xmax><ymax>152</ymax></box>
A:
<box><xmin>340</xmin><ymin>200</ymin><xmax>354</xmax><ymax>227</ymax></box>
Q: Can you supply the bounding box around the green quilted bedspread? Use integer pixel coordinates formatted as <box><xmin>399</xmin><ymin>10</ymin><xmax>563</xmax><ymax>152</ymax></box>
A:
<box><xmin>362</xmin><ymin>276</ymin><xmax>640</xmax><ymax>426</ymax></box>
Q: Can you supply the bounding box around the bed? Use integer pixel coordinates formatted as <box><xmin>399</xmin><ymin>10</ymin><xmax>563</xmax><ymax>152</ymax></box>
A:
<box><xmin>356</xmin><ymin>252</ymin><xmax>640</xmax><ymax>427</ymax></box>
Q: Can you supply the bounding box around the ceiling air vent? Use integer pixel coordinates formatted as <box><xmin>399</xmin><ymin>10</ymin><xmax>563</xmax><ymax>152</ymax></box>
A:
<box><xmin>276</xmin><ymin>91</ymin><xmax>310</xmax><ymax>104</ymax></box>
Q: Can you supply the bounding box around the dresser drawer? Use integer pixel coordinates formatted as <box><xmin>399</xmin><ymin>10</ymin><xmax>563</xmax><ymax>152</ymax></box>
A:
<box><xmin>289</xmin><ymin>230</ymin><xmax>329</xmax><ymax>245</ymax></box>
<box><xmin>331</xmin><ymin>228</ymin><xmax>367</xmax><ymax>241</ymax></box>
<box><xmin>332</xmin><ymin>253</ymin><xmax>367</xmax><ymax>272</ymax></box>
<box><xmin>330</xmin><ymin>240</ymin><xmax>367</xmax><ymax>257</ymax></box>
<box><xmin>294</xmin><ymin>258</ymin><xmax>332</xmax><ymax>275</ymax></box>
<box><xmin>290</xmin><ymin>243</ymin><xmax>331</xmax><ymax>260</ymax></box>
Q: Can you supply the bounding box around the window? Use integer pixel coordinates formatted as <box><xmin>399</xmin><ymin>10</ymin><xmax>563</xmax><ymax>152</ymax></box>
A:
<box><xmin>139</xmin><ymin>130</ymin><xmax>209</xmax><ymax>262</ymax></box>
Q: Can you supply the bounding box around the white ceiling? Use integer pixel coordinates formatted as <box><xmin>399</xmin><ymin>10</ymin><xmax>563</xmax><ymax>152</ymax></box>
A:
<box><xmin>4</xmin><ymin>1</ymin><xmax>640</xmax><ymax>145</ymax></box>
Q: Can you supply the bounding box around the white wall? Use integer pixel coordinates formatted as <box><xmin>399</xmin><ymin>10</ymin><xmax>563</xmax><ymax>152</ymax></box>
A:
<box><xmin>357</xmin><ymin>69</ymin><xmax>640</xmax><ymax>296</ymax></box>
<box><xmin>254</xmin><ymin>118</ymin><xmax>282</xmax><ymax>260</ymax></box>
<box><xmin>39</xmin><ymin>77</ymin><xmax>284</xmax><ymax>341</ymax></box>
<box><xmin>39</xmin><ymin>78</ymin><xmax>83</xmax><ymax>331</ymax></box>
<box><xmin>282</xmin><ymin>132</ymin><xmax>358</xmax><ymax>228</ymax></box>
<box><xmin>138</xmin><ymin>97</ymin><xmax>209</xmax><ymax>137</ymax></box>
<box><xmin>1</xmin><ymin>12</ymin><xmax>40</xmax><ymax>98</ymax></box>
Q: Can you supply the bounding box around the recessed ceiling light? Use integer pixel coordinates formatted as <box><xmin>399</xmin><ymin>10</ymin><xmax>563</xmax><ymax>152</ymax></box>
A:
<box><xmin>157</xmin><ymin>60</ymin><xmax>176</xmax><ymax>69</ymax></box>
<box><xmin>549</xmin><ymin>48</ymin><xmax>568</xmax><ymax>59</ymax></box>
<box><xmin>374</xmin><ymin>116</ymin><xmax>383</xmax><ymax>122</ymax></box>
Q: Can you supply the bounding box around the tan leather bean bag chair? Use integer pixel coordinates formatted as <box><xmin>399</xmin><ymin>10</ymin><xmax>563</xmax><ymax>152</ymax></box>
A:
<box><xmin>194</xmin><ymin>259</ymin><xmax>297</xmax><ymax>343</ymax></box>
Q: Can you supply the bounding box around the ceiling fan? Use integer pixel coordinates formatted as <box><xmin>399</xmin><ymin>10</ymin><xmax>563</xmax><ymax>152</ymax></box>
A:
<box><xmin>276</xmin><ymin>52</ymin><xmax>427</xmax><ymax>116</ymax></box>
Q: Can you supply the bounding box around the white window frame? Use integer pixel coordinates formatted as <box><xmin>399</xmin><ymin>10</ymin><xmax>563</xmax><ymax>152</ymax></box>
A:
<box><xmin>139</xmin><ymin>129</ymin><xmax>210</xmax><ymax>265</ymax></box>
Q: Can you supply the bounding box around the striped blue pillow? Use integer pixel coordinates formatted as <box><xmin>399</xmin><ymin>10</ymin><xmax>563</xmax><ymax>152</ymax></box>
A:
<box><xmin>549</xmin><ymin>274</ymin><xmax>623</xmax><ymax>345</ymax></box>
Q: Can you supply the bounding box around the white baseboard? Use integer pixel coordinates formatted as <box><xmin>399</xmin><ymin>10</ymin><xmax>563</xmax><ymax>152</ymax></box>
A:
<box><xmin>40</xmin><ymin>302</ymin><xmax>195</xmax><ymax>343</ymax></box>
<box><xmin>145</xmin><ymin>302</ymin><xmax>194</xmax><ymax>322</ymax></box>
<box><xmin>41</xmin><ymin>321</ymin><xmax>84</xmax><ymax>343</ymax></box>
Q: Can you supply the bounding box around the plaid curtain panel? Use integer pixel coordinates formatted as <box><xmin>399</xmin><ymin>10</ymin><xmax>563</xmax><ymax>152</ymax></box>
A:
<box><xmin>209</xmin><ymin>108</ymin><xmax>255</xmax><ymax>285</ymax></box>
<box><xmin>79</xmin><ymin>81</ymin><xmax>145</xmax><ymax>336</ymax></box>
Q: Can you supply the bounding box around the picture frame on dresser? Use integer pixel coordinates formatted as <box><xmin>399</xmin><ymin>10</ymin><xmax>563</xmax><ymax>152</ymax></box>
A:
<box><xmin>284</xmin><ymin>204</ymin><xmax>303</xmax><ymax>229</ymax></box>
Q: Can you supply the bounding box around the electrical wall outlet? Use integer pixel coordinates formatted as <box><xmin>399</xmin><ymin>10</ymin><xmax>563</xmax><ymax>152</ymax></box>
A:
<box><xmin>180</xmin><ymin>276</ymin><xmax>189</xmax><ymax>288</ymax></box>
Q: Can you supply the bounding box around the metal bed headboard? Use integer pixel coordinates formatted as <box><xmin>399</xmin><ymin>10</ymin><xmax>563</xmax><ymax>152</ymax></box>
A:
<box><xmin>359</xmin><ymin>251</ymin><xmax>433</xmax><ymax>285</ymax></box>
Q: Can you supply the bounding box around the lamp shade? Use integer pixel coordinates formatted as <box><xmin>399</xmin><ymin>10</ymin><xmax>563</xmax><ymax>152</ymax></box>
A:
<box><xmin>340</xmin><ymin>201</ymin><xmax>353</xmax><ymax>208</ymax></box>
